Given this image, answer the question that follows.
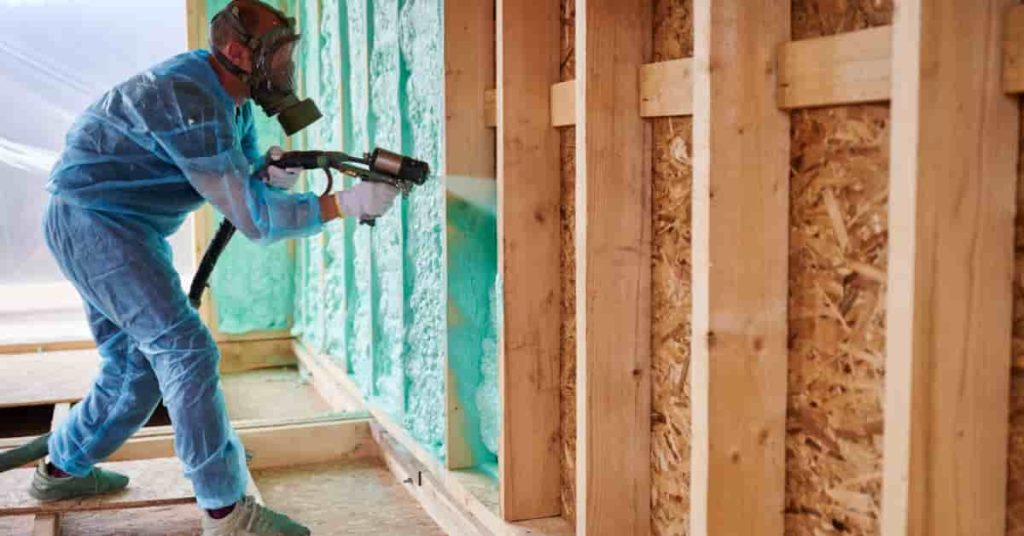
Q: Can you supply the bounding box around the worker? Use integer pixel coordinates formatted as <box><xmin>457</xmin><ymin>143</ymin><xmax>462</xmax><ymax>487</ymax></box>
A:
<box><xmin>33</xmin><ymin>1</ymin><xmax>396</xmax><ymax>534</ymax></box>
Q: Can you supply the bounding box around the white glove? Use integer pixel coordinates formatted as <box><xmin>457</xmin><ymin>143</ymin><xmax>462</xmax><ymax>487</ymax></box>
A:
<box><xmin>336</xmin><ymin>182</ymin><xmax>400</xmax><ymax>220</ymax></box>
<box><xmin>264</xmin><ymin>146</ymin><xmax>302</xmax><ymax>189</ymax></box>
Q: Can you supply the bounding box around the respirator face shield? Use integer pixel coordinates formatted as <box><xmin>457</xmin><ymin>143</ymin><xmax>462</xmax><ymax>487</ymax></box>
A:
<box><xmin>211</xmin><ymin>1</ymin><xmax>322</xmax><ymax>136</ymax></box>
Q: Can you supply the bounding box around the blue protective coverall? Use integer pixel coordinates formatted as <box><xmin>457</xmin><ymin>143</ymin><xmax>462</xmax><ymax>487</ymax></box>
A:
<box><xmin>43</xmin><ymin>49</ymin><xmax>321</xmax><ymax>509</ymax></box>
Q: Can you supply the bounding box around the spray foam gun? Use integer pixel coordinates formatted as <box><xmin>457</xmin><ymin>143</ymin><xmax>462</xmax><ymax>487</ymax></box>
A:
<box><xmin>186</xmin><ymin>147</ymin><xmax>430</xmax><ymax>309</ymax></box>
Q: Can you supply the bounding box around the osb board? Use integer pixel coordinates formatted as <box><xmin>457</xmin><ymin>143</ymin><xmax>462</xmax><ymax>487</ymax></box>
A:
<box><xmin>63</xmin><ymin>504</ymin><xmax>203</xmax><ymax>536</ymax></box>
<box><xmin>558</xmin><ymin>0</ymin><xmax>577</xmax><ymax>524</ymax></box>
<box><xmin>650</xmin><ymin>1</ymin><xmax>692</xmax><ymax>535</ymax></box>
<box><xmin>221</xmin><ymin>366</ymin><xmax>331</xmax><ymax>422</ymax></box>
<box><xmin>1007</xmin><ymin>101</ymin><xmax>1024</xmax><ymax>535</ymax></box>
<box><xmin>0</xmin><ymin>351</ymin><xmax>98</xmax><ymax>408</ymax></box>
<box><xmin>253</xmin><ymin>458</ymin><xmax>443</xmax><ymax>535</ymax></box>
<box><xmin>0</xmin><ymin>457</ymin><xmax>193</xmax><ymax>515</ymax></box>
<box><xmin>786</xmin><ymin>104</ymin><xmax>889</xmax><ymax>535</ymax></box>
<box><xmin>784</xmin><ymin>5</ymin><xmax>892</xmax><ymax>535</ymax></box>
<box><xmin>791</xmin><ymin>0</ymin><xmax>893</xmax><ymax>39</ymax></box>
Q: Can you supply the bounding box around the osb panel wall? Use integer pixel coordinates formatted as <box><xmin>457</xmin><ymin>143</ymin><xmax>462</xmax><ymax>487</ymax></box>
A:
<box><xmin>1008</xmin><ymin>104</ymin><xmax>1024</xmax><ymax>535</ymax></box>
<box><xmin>650</xmin><ymin>0</ymin><xmax>692</xmax><ymax>534</ymax></box>
<box><xmin>785</xmin><ymin>2</ymin><xmax>892</xmax><ymax>535</ymax></box>
<box><xmin>559</xmin><ymin>0</ymin><xmax>577</xmax><ymax>523</ymax></box>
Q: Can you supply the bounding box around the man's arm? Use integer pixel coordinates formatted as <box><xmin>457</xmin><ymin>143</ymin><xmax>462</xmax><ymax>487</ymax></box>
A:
<box><xmin>146</xmin><ymin>80</ymin><xmax>324</xmax><ymax>243</ymax></box>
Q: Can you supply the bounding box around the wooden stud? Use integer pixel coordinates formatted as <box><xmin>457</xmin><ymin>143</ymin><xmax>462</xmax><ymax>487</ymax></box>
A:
<box><xmin>574</xmin><ymin>0</ymin><xmax>652</xmax><ymax>533</ymax></box>
<box><xmin>639</xmin><ymin>59</ymin><xmax>693</xmax><ymax>117</ymax></box>
<box><xmin>1004</xmin><ymin>5</ymin><xmax>1024</xmax><ymax>93</ymax></box>
<box><xmin>443</xmin><ymin>0</ymin><xmax>497</xmax><ymax>471</ymax></box>
<box><xmin>690</xmin><ymin>0</ymin><xmax>790</xmax><ymax>534</ymax></box>
<box><xmin>484</xmin><ymin>89</ymin><xmax>497</xmax><ymax>128</ymax></box>
<box><xmin>882</xmin><ymin>1</ymin><xmax>1017</xmax><ymax>534</ymax></box>
<box><xmin>497</xmin><ymin>0</ymin><xmax>563</xmax><ymax>522</ymax></box>
<box><xmin>778</xmin><ymin>26</ymin><xmax>892</xmax><ymax>109</ymax></box>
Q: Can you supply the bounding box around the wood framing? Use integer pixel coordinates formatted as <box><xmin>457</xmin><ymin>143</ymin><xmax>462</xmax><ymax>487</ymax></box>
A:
<box><xmin>777</xmin><ymin>26</ymin><xmax>892</xmax><ymax>109</ymax></box>
<box><xmin>1004</xmin><ymin>5</ymin><xmax>1024</xmax><ymax>93</ymax></box>
<box><xmin>443</xmin><ymin>0</ymin><xmax>497</xmax><ymax>471</ymax></box>
<box><xmin>882</xmin><ymin>1</ymin><xmax>1017</xmax><ymax>534</ymax></box>
<box><xmin>496</xmin><ymin>0</ymin><xmax>562</xmax><ymax>523</ymax></box>
<box><xmin>574</xmin><ymin>0</ymin><xmax>652</xmax><ymax>534</ymax></box>
<box><xmin>106</xmin><ymin>415</ymin><xmax>376</xmax><ymax>470</ymax></box>
<box><xmin>690</xmin><ymin>0</ymin><xmax>789</xmax><ymax>534</ymax></box>
<box><xmin>550</xmin><ymin>81</ymin><xmax>576</xmax><ymax>127</ymax></box>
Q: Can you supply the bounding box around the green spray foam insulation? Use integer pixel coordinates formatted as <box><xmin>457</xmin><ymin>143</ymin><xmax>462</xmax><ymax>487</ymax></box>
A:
<box><xmin>399</xmin><ymin>0</ymin><xmax>447</xmax><ymax>458</ymax></box>
<box><xmin>271</xmin><ymin>0</ymin><xmax>499</xmax><ymax>466</ymax></box>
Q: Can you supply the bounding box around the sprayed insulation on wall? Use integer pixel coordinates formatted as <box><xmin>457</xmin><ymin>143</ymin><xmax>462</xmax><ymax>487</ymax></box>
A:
<box><xmin>204</xmin><ymin>0</ymin><xmax>296</xmax><ymax>334</ymax></box>
<box><xmin>287</xmin><ymin>0</ymin><xmax>499</xmax><ymax>467</ymax></box>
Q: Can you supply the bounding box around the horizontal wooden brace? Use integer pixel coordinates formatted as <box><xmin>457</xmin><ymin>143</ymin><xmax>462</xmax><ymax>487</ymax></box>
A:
<box><xmin>542</xmin><ymin>14</ymin><xmax>1024</xmax><ymax>127</ymax></box>
<box><xmin>777</xmin><ymin>25</ymin><xmax>892</xmax><ymax>109</ymax></box>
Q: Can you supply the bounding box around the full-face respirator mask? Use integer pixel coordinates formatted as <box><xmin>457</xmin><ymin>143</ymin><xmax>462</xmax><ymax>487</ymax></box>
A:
<box><xmin>210</xmin><ymin>1</ymin><xmax>322</xmax><ymax>136</ymax></box>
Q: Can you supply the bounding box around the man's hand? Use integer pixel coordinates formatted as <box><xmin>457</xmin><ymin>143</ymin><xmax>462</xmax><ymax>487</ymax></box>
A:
<box><xmin>334</xmin><ymin>182</ymin><xmax>400</xmax><ymax>221</ymax></box>
<box><xmin>264</xmin><ymin>146</ymin><xmax>302</xmax><ymax>189</ymax></box>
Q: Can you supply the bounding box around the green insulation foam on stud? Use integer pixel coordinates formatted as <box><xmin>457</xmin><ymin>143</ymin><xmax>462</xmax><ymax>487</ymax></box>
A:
<box><xmin>369</xmin><ymin>0</ymin><xmax>408</xmax><ymax>420</ymax></box>
<box><xmin>345</xmin><ymin>0</ymin><xmax>377</xmax><ymax>397</ymax></box>
<box><xmin>206</xmin><ymin>0</ymin><xmax>296</xmax><ymax>335</ymax></box>
<box><xmin>398</xmin><ymin>0</ymin><xmax>447</xmax><ymax>458</ymax></box>
<box><xmin>299</xmin><ymin>0</ymin><xmax>327</xmax><ymax>353</ymax></box>
<box><xmin>319</xmin><ymin>0</ymin><xmax>349</xmax><ymax>361</ymax></box>
<box><xmin>475</xmin><ymin>274</ymin><xmax>502</xmax><ymax>457</ymax></box>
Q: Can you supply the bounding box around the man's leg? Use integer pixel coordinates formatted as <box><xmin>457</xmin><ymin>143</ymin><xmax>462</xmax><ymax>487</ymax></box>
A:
<box><xmin>48</xmin><ymin>302</ymin><xmax>162</xmax><ymax>476</ymax></box>
<box><xmin>43</xmin><ymin>201</ymin><xmax>307</xmax><ymax>533</ymax></box>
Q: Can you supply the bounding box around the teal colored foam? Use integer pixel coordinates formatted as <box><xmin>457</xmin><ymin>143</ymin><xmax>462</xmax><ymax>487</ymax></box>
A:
<box><xmin>398</xmin><ymin>0</ymin><xmax>446</xmax><ymax>458</ymax></box>
<box><xmin>204</xmin><ymin>0</ymin><xmax>296</xmax><ymax>335</ymax></box>
<box><xmin>320</xmin><ymin>0</ymin><xmax>348</xmax><ymax>361</ymax></box>
<box><xmin>368</xmin><ymin>0</ymin><xmax>407</xmax><ymax>419</ymax></box>
<box><xmin>263</xmin><ymin>0</ymin><xmax>499</xmax><ymax>467</ymax></box>
<box><xmin>344</xmin><ymin>0</ymin><xmax>376</xmax><ymax>397</ymax></box>
<box><xmin>475</xmin><ymin>274</ymin><xmax>502</xmax><ymax>457</ymax></box>
<box><xmin>446</xmin><ymin>190</ymin><xmax>498</xmax><ymax>464</ymax></box>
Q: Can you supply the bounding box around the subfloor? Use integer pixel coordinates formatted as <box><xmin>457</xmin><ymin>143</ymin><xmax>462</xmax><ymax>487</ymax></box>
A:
<box><xmin>0</xmin><ymin>363</ymin><xmax>440</xmax><ymax>535</ymax></box>
<box><xmin>253</xmin><ymin>459</ymin><xmax>444</xmax><ymax>535</ymax></box>
<box><xmin>0</xmin><ymin>458</ymin><xmax>445</xmax><ymax>536</ymax></box>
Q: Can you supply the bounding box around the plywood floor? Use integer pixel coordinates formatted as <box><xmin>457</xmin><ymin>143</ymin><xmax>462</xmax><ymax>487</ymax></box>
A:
<box><xmin>254</xmin><ymin>458</ymin><xmax>443</xmax><ymax>535</ymax></box>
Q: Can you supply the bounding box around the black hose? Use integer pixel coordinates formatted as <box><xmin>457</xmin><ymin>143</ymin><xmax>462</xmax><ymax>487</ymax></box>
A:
<box><xmin>188</xmin><ymin>219</ymin><xmax>237</xmax><ymax>309</ymax></box>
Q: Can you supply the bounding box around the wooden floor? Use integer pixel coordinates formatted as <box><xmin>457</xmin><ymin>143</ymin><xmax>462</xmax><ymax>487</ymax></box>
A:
<box><xmin>254</xmin><ymin>458</ymin><xmax>444</xmax><ymax>536</ymax></box>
